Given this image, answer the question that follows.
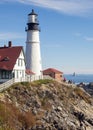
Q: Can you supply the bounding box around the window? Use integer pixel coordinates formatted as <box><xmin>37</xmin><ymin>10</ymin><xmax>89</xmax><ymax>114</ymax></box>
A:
<box><xmin>1</xmin><ymin>71</ymin><xmax>10</xmax><ymax>79</ymax></box>
<box><xmin>2</xmin><ymin>71</ymin><xmax>5</xmax><ymax>79</ymax></box>
<box><xmin>18</xmin><ymin>58</ymin><xmax>24</xmax><ymax>66</ymax></box>
<box><xmin>22</xmin><ymin>70</ymin><xmax>24</xmax><ymax>77</ymax></box>
<box><xmin>18</xmin><ymin>59</ymin><xmax>20</xmax><ymax>66</ymax></box>
<box><xmin>21</xmin><ymin>59</ymin><xmax>23</xmax><ymax>66</ymax></box>
<box><xmin>16</xmin><ymin>70</ymin><xmax>19</xmax><ymax>78</ymax></box>
<box><xmin>6</xmin><ymin>71</ymin><xmax>9</xmax><ymax>78</ymax></box>
<box><xmin>2</xmin><ymin>57</ymin><xmax>9</xmax><ymax>61</ymax></box>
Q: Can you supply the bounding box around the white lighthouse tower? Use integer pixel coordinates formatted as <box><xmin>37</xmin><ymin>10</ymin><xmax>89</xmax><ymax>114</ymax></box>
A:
<box><xmin>26</xmin><ymin>9</ymin><xmax>42</xmax><ymax>78</ymax></box>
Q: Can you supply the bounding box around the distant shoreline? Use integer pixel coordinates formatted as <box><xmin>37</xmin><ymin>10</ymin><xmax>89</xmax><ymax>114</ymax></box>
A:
<box><xmin>64</xmin><ymin>74</ymin><xmax>93</xmax><ymax>84</ymax></box>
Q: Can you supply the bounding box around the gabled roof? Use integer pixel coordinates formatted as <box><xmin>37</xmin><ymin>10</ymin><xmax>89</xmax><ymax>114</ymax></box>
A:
<box><xmin>25</xmin><ymin>69</ymin><xmax>35</xmax><ymax>75</ymax></box>
<box><xmin>0</xmin><ymin>46</ymin><xmax>23</xmax><ymax>70</ymax></box>
<box><xmin>43</xmin><ymin>68</ymin><xmax>63</xmax><ymax>74</ymax></box>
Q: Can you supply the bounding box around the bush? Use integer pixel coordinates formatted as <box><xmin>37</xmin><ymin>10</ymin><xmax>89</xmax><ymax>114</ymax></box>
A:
<box><xmin>20</xmin><ymin>82</ymin><xmax>30</xmax><ymax>87</ymax></box>
<box><xmin>0</xmin><ymin>101</ymin><xmax>37</xmax><ymax>130</ymax></box>
<box><xmin>74</xmin><ymin>87</ymin><xmax>92</xmax><ymax>104</ymax></box>
<box><xmin>32</xmin><ymin>79</ymin><xmax>53</xmax><ymax>86</ymax></box>
<box><xmin>18</xmin><ymin>111</ymin><xmax>36</xmax><ymax>129</ymax></box>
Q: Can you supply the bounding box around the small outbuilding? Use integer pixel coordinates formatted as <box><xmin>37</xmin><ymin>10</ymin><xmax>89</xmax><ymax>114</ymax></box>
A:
<box><xmin>43</xmin><ymin>68</ymin><xmax>63</xmax><ymax>82</ymax></box>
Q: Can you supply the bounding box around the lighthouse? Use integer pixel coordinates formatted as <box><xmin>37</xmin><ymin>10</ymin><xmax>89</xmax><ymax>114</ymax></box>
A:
<box><xmin>25</xmin><ymin>9</ymin><xmax>42</xmax><ymax>78</ymax></box>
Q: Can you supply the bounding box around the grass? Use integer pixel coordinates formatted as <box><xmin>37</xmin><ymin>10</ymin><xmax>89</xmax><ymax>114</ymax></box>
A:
<box><xmin>74</xmin><ymin>87</ymin><xmax>92</xmax><ymax>104</ymax></box>
<box><xmin>2</xmin><ymin>79</ymin><xmax>54</xmax><ymax>93</ymax></box>
<box><xmin>0</xmin><ymin>101</ymin><xmax>37</xmax><ymax>130</ymax></box>
<box><xmin>0</xmin><ymin>102</ymin><xmax>16</xmax><ymax>130</ymax></box>
<box><xmin>18</xmin><ymin>111</ymin><xmax>36</xmax><ymax>129</ymax></box>
<box><xmin>20</xmin><ymin>82</ymin><xmax>31</xmax><ymax>87</ymax></box>
<box><xmin>31</xmin><ymin>79</ymin><xmax>53</xmax><ymax>86</ymax></box>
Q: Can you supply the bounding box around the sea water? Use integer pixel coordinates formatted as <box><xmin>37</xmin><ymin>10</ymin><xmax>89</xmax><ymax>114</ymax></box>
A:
<box><xmin>64</xmin><ymin>74</ymin><xmax>93</xmax><ymax>84</ymax></box>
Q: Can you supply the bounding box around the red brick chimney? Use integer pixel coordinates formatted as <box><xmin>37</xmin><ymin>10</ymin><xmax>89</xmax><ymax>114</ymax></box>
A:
<box><xmin>8</xmin><ymin>41</ymin><xmax>12</xmax><ymax>47</ymax></box>
<box><xmin>4</xmin><ymin>45</ymin><xmax>6</xmax><ymax>48</ymax></box>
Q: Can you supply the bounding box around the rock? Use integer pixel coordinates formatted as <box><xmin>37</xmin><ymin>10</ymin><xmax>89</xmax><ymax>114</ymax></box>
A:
<box><xmin>89</xmin><ymin>82</ymin><xmax>93</xmax><ymax>87</ymax></box>
<box><xmin>0</xmin><ymin>80</ymin><xmax>93</xmax><ymax>130</ymax></box>
<box><xmin>86</xmin><ymin>118</ymin><xmax>93</xmax><ymax>126</ymax></box>
<box><xmin>57</xmin><ymin>106</ymin><xmax>62</xmax><ymax>111</ymax></box>
<box><xmin>32</xmin><ymin>108</ymin><xmax>37</xmax><ymax>115</ymax></box>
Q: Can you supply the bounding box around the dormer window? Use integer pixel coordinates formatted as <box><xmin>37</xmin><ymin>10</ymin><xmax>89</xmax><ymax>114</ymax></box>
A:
<box><xmin>2</xmin><ymin>57</ymin><xmax>9</xmax><ymax>61</ymax></box>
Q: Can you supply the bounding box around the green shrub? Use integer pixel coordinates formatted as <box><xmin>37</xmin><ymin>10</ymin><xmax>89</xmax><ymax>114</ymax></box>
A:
<box><xmin>32</xmin><ymin>79</ymin><xmax>53</xmax><ymax>86</ymax></box>
<box><xmin>74</xmin><ymin>87</ymin><xmax>92</xmax><ymax>104</ymax></box>
<box><xmin>20</xmin><ymin>82</ymin><xmax>30</xmax><ymax>87</ymax></box>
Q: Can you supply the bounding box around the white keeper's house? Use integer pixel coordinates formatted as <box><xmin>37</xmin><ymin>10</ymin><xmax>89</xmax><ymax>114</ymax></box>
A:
<box><xmin>0</xmin><ymin>41</ymin><xmax>26</xmax><ymax>83</ymax></box>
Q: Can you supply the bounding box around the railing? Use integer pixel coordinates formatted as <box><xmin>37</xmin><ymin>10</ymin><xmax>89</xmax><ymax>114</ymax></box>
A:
<box><xmin>0</xmin><ymin>78</ymin><xmax>15</xmax><ymax>92</ymax></box>
<box><xmin>0</xmin><ymin>75</ymin><xmax>63</xmax><ymax>92</ymax></box>
<box><xmin>0</xmin><ymin>75</ymin><xmax>44</xmax><ymax>92</ymax></box>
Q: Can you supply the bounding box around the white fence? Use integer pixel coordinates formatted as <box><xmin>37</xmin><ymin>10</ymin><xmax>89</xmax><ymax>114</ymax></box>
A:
<box><xmin>0</xmin><ymin>75</ymin><xmax>56</xmax><ymax>92</ymax></box>
<box><xmin>0</xmin><ymin>75</ymin><xmax>44</xmax><ymax>92</ymax></box>
<box><xmin>0</xmin><ymin>78</ymin><xmax>15</xmax><ymax>92</ymax></box>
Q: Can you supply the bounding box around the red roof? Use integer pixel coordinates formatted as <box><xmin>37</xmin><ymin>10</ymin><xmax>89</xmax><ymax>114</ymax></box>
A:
<box><xmin>25</xmin><ymin>69</ymin><xmax>35</xmax><ymax>75</ymax></box>
<box><xmin>43</xmin><ymin>68</ymin><xmax>63</xmax><ymax>74</ymax></box>
<box><xmin>0</xmin><ymin>46</ymin><xmax>23</xmax><ymax>70</ymax></box>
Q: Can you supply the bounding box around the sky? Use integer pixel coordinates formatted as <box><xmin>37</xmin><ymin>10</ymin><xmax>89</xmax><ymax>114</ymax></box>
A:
<box><xmin>0</xmin><ymin>0</ymin><xmax>93</xmax><ymax>74</ymax></box>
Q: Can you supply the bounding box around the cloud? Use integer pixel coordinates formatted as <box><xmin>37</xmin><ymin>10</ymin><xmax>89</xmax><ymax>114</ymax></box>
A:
<box><xmin>0</xmin><ymin>32</ymin><xmax>25</xmax><ymax>40</ymax></box>
<box><xmin>1</xmin><ymin>0</ymin><xmax>93</xmax><ymax>16</ymax></box>
<box><xmin>74</xmin><ymin>32</ymin><xmax>82</xmax><ymax>37</ymax></box>
<box><xmin>74</xmin><ymin>33</ymin><xmax>93</xmax><ymax>42</ymax></box>
<box><xmin>84</xmin><ymin>37</ymin><xmax>93</xmax><ymax>42</ymax></box>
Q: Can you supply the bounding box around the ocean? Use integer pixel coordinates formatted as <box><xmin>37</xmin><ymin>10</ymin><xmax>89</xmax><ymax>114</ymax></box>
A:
<box><xmin>64</xmin><ymin>74</ymin><xmax>93</xmax><ymax>84</ymax></box>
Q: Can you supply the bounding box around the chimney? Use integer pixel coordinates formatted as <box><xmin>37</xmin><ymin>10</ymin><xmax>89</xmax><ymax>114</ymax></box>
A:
<box><xmin>8</xmin><ymin>41</ymin><xmax>12</xmax><ymax>47</ymax></box>
<box><xmin>4</xmin><ymin>45</ymin><xmax>6</xmax><ymax>48</ymax></box>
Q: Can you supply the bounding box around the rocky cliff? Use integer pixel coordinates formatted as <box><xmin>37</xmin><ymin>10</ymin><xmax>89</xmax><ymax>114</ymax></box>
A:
<box><xmin>0</xmin><ymin>79</ymin><xmax>93</xmax><ymax>130</ymax></box>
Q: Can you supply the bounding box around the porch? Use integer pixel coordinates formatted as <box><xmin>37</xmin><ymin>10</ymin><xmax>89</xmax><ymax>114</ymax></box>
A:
<box><xmin>0</xmin><ymin>70</ymin><xmax>13</xmax><ymax>83</ymax></box>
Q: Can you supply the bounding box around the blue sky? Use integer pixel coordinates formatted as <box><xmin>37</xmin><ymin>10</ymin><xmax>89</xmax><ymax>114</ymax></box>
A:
<box><xmin>0</xmin><ymin>0</ymin><xmax>93</xmax><ymax>74</ymax></box>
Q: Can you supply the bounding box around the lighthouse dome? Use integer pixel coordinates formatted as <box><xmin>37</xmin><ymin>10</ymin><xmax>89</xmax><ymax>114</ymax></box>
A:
<box><xmin>28</xmin><ymin>9</ymin><xmax>38</xmax><ymax>16</ymax></box>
